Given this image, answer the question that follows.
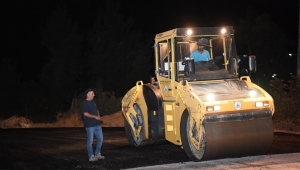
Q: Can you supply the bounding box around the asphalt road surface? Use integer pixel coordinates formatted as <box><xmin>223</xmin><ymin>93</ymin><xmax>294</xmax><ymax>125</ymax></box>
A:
<box><xmin>0</xmin><ymin>127</ymin><xmax>299</xmax><ymax>170</ymax></box>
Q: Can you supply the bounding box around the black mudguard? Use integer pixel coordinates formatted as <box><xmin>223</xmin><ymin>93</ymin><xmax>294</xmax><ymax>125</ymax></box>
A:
<box><xmin>143</xmin><ymin>84</ymin><xmax>165</xmax><ymax>139</ymax></box>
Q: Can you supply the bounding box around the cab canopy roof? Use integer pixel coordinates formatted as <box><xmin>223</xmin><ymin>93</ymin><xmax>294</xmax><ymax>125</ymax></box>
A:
<box><xmin>155</xmin><ymin>26</ymin><xmax>234</xmax><ymax>40</ymax></box>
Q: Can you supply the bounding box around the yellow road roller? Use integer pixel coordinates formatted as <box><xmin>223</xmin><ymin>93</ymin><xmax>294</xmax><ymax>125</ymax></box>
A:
<box><xmin>121</xmin><ymin>26</ymin><xmax>275</xmax><ymax>161</ymax></box>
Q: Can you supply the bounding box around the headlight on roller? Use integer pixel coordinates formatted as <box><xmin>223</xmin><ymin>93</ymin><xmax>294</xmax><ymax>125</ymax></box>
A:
<box><xmin>206</xmin><ymin>94</ymin><xmax>215</xmax><ymax>101</ymax></box>
<box><xmin>255</xmin><ymin>101</ymin><xmax>269</xmax><ymax>107</ymax></box>
<box><xmin>249</xmin><ymin>90</ymin><xmax>257</xmax><ymax>98</ymax></box>
<box><xmin>206</xmin><ymin>105</ymin><xmax>221</xmax><ymax>111</ymax></box>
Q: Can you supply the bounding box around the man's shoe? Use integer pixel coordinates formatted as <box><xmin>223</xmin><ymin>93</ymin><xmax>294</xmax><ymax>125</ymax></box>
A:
<box><xmin>95</xmin><ymin>153</ymin><xmax>105</xmax><ymax>159</ymax></box>
<box><xmin>89</xmin><ymin>155</ymin><xmax>98</xmax><ymax>162</ymax></box>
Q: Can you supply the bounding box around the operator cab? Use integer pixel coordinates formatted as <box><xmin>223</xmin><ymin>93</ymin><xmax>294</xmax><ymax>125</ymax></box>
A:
<box><xmin>156</xmin><ymin>27</ymin><xmax>247</xmax><ymax>82</ymax></box>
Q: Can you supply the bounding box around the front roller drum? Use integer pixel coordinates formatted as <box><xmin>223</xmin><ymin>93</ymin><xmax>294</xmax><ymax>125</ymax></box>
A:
<box><xmin>181</xmin><ymin>111</ymin><xmax>274</xmax><ymax>161</ymax></box>
<box><xmin>202</xmin><ymin>116</ymin><xmax>274</xmax><ymax>160</ymax></box>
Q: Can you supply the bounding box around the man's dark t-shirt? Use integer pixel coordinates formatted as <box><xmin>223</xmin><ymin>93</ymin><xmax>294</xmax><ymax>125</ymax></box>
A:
<box><xmin>81</xmin><ymin>100</ymin><xmax>100</xmax><ymax>128</ymax></box>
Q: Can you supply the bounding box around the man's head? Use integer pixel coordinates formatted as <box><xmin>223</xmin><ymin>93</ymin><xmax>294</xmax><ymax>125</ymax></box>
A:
<box><xmin>150</xmin><ymin>77</ymin><xmax>156</xmax><ymax>84</ymax></box>
<box><xmin>197</xmin><ymin>44</ymin><xmax>205</xmax><ymax>52</ymax></box>
<box><xmin>85</xmin><ymin>88</ymin><xmax>95</xmax><ymax>101</ymax></box>
<box><xmin>196</xmin><ymin>38</ymin><xmax>209</xmax><ymax>52</ymax></box>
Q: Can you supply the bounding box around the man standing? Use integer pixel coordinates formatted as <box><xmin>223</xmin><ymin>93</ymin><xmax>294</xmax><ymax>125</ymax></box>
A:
<box><xmin>190</xmin><ymin>38</ymin><xmax>211</xmax><ymax>62</ymax></box>
<box><xmin>81</xmin><ymin>89</ymin><xmax>105</xmax><ymax>161</ymax></box>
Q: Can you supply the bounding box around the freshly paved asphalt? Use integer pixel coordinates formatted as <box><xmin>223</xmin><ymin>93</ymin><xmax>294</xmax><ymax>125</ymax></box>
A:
<box><xmin>127</xmin><ymin>130</ymin><xmax>300</xmax><ymax>170</ymax></box>
<box><xmin>0</xmin><ymin>128</ymin><xmax>299</xmax><ymax>170</ymax></box>
<box><xmin>126</xmin><ymin>153</ymin><xmax>300</xmax><ymax>170</ymax></box>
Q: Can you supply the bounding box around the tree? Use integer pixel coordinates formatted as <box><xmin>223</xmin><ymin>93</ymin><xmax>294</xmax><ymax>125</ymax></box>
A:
<box><xmin>86</xmin><ymin>0</ymin><xmax>152</xmax><ymax>96</ymax></box>
<box><xmin>41</xmin><ymin>6</ymin><xmax>83</xmax><ymax>113</ymax></box>
<box><xmin>0</xmin><ymin>59</ymin><xmax>20</xmax><ymax>117</ymax></box>
<box><xmin>236</xmin><ymin>11</ymin><xmax>291</xmax><ymax>90</ymax></box>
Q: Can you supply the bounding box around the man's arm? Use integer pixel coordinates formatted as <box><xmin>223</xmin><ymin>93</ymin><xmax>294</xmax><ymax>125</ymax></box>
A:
<box><xmin>205</xmin><ymin>50</ymin><xmax>211</xmax><ymax>61</ymax></box>
<box><xmin>84</xmin><ymin>112</ymin><xmax>101</xmax><ymax>120</ymax></box>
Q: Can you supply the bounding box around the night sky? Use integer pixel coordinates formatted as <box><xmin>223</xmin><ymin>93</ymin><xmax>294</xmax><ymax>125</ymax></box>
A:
<box><xmin>1</xmin><ymin>0</ymin><xmax>299</xmax><ymax>82</ymax></box>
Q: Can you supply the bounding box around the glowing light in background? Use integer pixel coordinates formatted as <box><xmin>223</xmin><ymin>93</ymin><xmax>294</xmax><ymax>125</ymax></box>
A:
<box><xmin>221</xmin><ymin>28</ymin><xmax>226</xmax><ymax>34</ymax></box>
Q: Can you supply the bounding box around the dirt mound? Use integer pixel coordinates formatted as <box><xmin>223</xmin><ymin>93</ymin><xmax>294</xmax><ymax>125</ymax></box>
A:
<box><xmin>101</xmin><ymin>111</ymin><xmax>124</xmax><ymax>127</ymax></box>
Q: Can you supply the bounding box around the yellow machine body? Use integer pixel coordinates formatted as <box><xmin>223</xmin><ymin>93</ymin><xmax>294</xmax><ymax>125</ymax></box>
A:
<box><xmin>122</xmin><ymin>27</ymin><xmax>275</xmax><ymax>161</ymax></box>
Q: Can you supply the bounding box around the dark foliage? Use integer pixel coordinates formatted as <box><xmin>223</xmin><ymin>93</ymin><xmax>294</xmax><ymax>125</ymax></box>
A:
<box><xmin>0</xmin><ymin>59</ymin><xmax>20</xmax><ymax>118</ymax></box>
<box><xmin>86</xmin><ymin>1</ymin><xmax>152</xmax><ymax>96</ymax></box>
<box><xmin>17</xmin><ymin>0</ymin><xmax>152</xmax><ymax>120</ymax></box>
<box><xmin>269</xmin><ymin>76</ymin><xmax>300</xmax><ymax>123</ymax></box>
<box><xmin>235</xmin><ymin>11</ymin><xmax>296</xmax><ymax>90</ymax></box>
<box><xmin>0</xmin><ymin>1</ymin><xmax>298</xmax><ymax>122</ymax></box>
